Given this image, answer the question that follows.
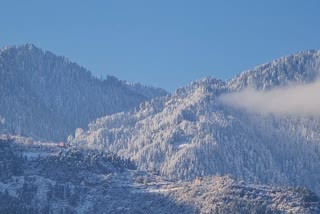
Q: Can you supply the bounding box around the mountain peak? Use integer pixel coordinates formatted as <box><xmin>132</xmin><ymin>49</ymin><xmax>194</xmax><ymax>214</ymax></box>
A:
<box><xmin>21</xmin><ymin>43</ymin><xmax>38</xmax><ymax>50</ymax></box>
<box><xmin>0</xmin><ymin>43</ymin><xmax>41</xmax><ymax>53</ymax></box>
<box><xmin>228</xmin><ymin>49</ymin><xmax>320</xmax><ymax>91</ymax></box>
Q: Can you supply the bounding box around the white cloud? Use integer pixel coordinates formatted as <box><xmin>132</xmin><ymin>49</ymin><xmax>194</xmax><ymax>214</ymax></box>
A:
<box><xmin>218</xmin><ymin>80</ymin><xmax>320</xmax><ymax>116</ymax></box>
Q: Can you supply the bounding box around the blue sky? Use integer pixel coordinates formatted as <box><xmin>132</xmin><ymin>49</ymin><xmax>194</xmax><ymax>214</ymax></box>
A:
<box><xmin>1</xmin><ymin>0</ymin><xmax>320</xmax><ymax>91</ymax></box>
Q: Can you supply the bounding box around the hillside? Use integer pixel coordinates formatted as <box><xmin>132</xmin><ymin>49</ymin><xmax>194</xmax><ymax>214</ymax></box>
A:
<box><xmin>0</xmin><ymin>136</ymin><xmax>319</xmax><ymax>213</ymax></box>
<box><xmin>70</xmin><ymin>50</ymin><xmax>320</xmax><ymax>196</ymax></box>
<box><xmin>0</xmin><ymin>44</ymin><xmax>167</xmax><ymax>141</ymax></box>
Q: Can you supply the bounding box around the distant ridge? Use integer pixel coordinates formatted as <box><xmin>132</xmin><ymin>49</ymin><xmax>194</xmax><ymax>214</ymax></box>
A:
<box><xmin>0</xmin><ymin>44</ymin><xmax>167</xmax><ymax>141</ymax></box>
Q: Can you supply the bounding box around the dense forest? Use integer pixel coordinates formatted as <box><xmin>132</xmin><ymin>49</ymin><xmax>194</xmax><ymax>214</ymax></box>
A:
<box><xmin>0</xmin><ymin>44</ymin><xmax>167</xmax><ymax>141</ymax></box>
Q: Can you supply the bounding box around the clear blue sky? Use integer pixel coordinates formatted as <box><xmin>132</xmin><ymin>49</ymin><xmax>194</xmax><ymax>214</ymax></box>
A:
<box><xmin>1</xmin><ymin>0</ymin><xmax>320</xmax><ymax>91</ymax></box>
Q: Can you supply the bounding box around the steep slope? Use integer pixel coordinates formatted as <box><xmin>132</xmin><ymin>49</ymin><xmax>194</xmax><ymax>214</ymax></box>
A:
<box><xmin>0</xmin><ymin>44</ymin><xmax>167</xmax><ymax>141</ymax></box>
<box><xmin>70</xmin><ymin>50</ymin><xmax>320</xmax><ymax>196</ymax></box>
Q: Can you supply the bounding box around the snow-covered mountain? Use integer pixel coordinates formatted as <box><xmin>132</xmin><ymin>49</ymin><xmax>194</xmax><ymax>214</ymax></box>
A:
<box><xmin>0</xmin><ymin>44</ymin><xmax>167</xmax><ymax>141</ymax></box>
<box><xmin>228</xmin><ymin>50</ymin><xmax>320</xmax><ymax>90</ymax></box>
<box><xmin>70</xmin><ymin>50</ymin><xmax>320</xmax><ymax>196</ymax></box>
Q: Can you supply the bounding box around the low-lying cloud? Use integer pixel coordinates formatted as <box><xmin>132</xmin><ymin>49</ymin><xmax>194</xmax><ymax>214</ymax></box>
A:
<box><xmin>218</xmin><ymin>80</ymin><xmax>320</xmax><ymax>116</ymax></box>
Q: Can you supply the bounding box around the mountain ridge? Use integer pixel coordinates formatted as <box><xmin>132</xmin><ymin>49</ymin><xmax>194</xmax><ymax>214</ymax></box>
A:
<box><xmin>1</xmin><ymin>46</ymin><xmax>320</xmax><ymax>212</ymax></box>
<box><xmin>228</xmin><ymin>49</ymin><xmax>320</xmax><ymax>91</ymax></box>
<box><xmin>0</xmin><ymin>44</ymin><xmax>167</xmax><ymax>141</ymax></box>
<box><xmin>70</xmin><ymin>50</ymin><xmax>320</xmax><ymax>196</ymax></box>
